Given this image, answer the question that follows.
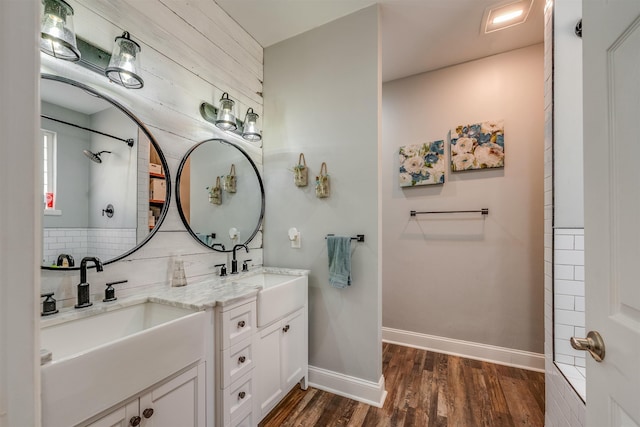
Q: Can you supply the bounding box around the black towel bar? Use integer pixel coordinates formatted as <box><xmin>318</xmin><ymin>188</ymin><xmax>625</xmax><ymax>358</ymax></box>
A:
<box><xmin>325</xmin><ymin>234</ymin><xmax>365</xmax><ymax>242</ymax></box>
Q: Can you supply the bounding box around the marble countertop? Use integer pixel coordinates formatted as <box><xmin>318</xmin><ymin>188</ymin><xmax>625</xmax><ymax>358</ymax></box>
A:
<box><xmin>40</xmin><ymin>266</ymin><xmax>310</xmax><ymax>328</ymax></box>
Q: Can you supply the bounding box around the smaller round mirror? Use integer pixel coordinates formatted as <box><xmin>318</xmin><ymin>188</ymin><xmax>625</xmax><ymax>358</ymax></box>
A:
<box><xmin>176</xmin><ymin>139</ymin><xmax>264</xmax><ymax>251</ymax></box>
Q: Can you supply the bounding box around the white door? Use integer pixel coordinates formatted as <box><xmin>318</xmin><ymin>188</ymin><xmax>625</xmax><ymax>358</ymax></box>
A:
<box><xmin>583</xmin><ymin>1</ymin><xmax>640</xmax><ymax>425</ymax></box>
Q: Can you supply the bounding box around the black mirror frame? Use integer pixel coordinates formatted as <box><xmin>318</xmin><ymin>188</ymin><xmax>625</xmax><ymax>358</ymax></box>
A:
<box><xmin>40</xmin><ymin>73</ymin><xmax>171</xmax><ymax>270</ymax></box>
<box><xmin>175</xmin><ymin>138</ymin><xmax>265</xmax><ymax>252</ymax></box>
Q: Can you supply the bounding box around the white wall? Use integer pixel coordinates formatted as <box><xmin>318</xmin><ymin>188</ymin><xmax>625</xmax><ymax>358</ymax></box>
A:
<box><xmin>382</xmin><ymin>45</ymin><xmax>545</xmax><ymax>355</ymax></box>
<box><xmin>40</xmin><ymin>0</ymin><xmax>264</xmax><ymax>308</ymax></box>
<box><xmin>263</xmin><ymin>5</ymin><xmax>382</xmax><ymax>389</ymax></box>
<box><xmin>0</xmin><ymin>1</ymin><xmax>40</xmax><ymax>425</ymax></box>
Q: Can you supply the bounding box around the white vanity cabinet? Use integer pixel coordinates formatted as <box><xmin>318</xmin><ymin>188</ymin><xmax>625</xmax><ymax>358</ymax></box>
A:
<box><xmin>255</xmin><ymin>307</ymin><xmax>308</xmax><ymax>422</ymax></box>
<box><xmin>85</xmin><ymin>363</ymin><xmax>206</xmax><ymax>427</ymax></box>
<box><xmin>215</xmin><ymin>298</ymin><xmax>258</xmax><ymax>427</ymax></box>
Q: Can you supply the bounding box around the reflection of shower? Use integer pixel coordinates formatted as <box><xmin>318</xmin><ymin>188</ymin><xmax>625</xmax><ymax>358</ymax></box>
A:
<box><xmin>83</xmin><ymin>150</ymin><xmax>112</xmax><ymax>163</ymax></box>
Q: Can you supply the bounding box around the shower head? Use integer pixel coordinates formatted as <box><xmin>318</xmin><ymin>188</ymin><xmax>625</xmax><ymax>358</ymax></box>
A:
<box><xmin>83</xmin><ymin>150</ymin><xmax>112</xmax><ymax>163</ymax></box>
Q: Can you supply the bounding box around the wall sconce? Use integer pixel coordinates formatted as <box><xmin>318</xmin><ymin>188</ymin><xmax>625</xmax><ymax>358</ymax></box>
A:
<box><xmin>200</xmin><ymin>95</ymin><xmax>263</xmax><ymax>144</ymax></box>
<box><xmin>40</xmin><ymin>0</ymin><xmax>81</xmax><ymax>61</ymax></box>
<box><xmin>215</xmin><ymin>93</ymin><xmax>238</xmax><ymax>131</ymax></box>
<box><xmin>105</xmin><ymin>32</ymin><xmax>144</xmax><ymax>89</ymax></box>
<box><xmin>242</xmin><ymin>108</ymin><xmax>262</xmax><ymax>142</ymax></box>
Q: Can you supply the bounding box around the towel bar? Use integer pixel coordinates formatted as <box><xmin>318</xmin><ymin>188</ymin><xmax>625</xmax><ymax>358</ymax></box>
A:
<box><xmin>325</xmin><ymin>234</ymin><xmax>365</xmax><ymax>242</ymax></box>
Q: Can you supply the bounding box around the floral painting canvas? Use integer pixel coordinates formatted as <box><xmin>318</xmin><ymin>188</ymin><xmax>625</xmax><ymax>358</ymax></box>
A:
<box><xmin>399</xmin><ymin>140</ymin><xmax>445</xmax><ymax>187</ymax></box>
<box><xmin>450</xmin><ymin>120</ymin><xmax>505</xmax><ymax>172</ymax></box>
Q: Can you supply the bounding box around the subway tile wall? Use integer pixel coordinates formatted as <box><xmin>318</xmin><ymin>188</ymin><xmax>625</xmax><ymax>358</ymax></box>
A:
<box><xmin>43</xmin><ymin>228</ymin><xmax>136</xmax><ymax>266</ymax></box>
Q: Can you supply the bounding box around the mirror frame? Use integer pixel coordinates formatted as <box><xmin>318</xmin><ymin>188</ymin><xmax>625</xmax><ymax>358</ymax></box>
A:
<box><xmin>40</xmin><ymin>73</ymin><xmax>172</xmax><ymax>270</ymax></box>
<box><xmin>175</xmin><ymin>138</ymin><xmax>265</xmax><ymax>252</ymax></box>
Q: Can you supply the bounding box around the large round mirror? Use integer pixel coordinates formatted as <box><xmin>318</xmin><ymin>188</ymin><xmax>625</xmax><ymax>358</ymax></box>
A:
<box><xmin>40</xmin><ymin>74</ymin><xmax>170</xmax><ymax>269</ymax></box>
<box><xmin>176</xmin><ymin>139</ymin><xmax>264</xmax><ymax>251</ymax></box>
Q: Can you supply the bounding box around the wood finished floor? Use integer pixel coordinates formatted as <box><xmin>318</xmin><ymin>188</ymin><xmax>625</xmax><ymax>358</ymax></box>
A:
<box><xmin>259</xmin><ymin>343</ymin><xmax>545</xmax><ymax>427</ymax></box>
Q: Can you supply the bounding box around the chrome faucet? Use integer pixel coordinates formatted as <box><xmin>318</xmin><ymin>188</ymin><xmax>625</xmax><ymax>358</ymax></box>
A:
<box><xmin>75</xmin><ymin>257</ymin><xmax>103</xmax><ymax>309</ymax></box>
<box><xmin>231</xmin><ymin>244</ymin><xmax>249</xmax><ymax>274</ymax></box>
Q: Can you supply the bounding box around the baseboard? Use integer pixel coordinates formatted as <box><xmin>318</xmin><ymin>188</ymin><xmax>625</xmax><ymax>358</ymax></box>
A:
<box><xmin>382</xmin><ymin>327</ymin><xmax>545</xmax><ymax>372</ymax></box>
<box><xmin>308</xmin><ymin>366</ymin><xmax>388</xmax><ymax>408</ymax></box>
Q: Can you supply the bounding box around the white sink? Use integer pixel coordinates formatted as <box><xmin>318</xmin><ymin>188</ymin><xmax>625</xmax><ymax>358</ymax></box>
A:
<box><xmin>41</xmin><ymin>301</ymin><xmax>206</xmax><ymax>427</ymax></box>
<box><xmin>242</xmin><ymin>273</ymin><xmax>308</xmax><ymax>327</ymax></box>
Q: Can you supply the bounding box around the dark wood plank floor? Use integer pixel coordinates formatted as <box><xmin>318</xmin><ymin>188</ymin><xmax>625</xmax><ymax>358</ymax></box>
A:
<box><xmin>259</xmin><ymin>342</ymin><xmax>545</xmax><ymax>427</ymax></box>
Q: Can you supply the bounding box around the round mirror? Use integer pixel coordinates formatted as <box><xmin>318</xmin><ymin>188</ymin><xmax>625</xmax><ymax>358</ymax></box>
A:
<box><xmin>176</xmin><ymin>139</ymin><xmax>264</xmax><ymax>251</ymax></box>
<box><xmin>40</xmin><ymin>74</ymin><xmax>170</xmax><ymax>269</ymax></box>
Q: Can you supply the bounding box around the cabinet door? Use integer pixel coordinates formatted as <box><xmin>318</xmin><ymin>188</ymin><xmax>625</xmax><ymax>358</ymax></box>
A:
<box><xmin>255</xmin><ymin>320</ymin><xmax>283</xmax><ymax>420</ymax></box>
<box><xmin>139</xmin><ymin>363</ymin><xmax>206</xmax><ymax>427</ymax></box>
<box><xmin>85</xmin><ymin>401</ymin><xmax>138</xmax><ymax>427</ymax></box>
<box><xmin>281</xmin><ymin>309</ymin><xmax>306</xmax><ymax>392</ymax></box>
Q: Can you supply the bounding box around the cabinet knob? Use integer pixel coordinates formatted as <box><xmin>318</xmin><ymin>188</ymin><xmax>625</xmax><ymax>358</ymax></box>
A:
<box><xmin>238</xmin><ymin>355</ymin><xmax>246</xmax><ymax>364</ymax></box>
<box><xmin>283</xmin><ymin>324</ymin><xmax>290</xmax><ymax>333</ymax></box>
<box><xmin>238</xmin><ymin>391</ymin><xmax>246</xmax><ymax>400</ymax></box>
<box><xmin>142</xmin><ymin>408</ymin><xmax>154</xmax><ymax>419</ymax></box>
<box><xmin>237</xmin><ymin>320</ymin><xmax>246</xmax><ymax>328</ymax></box>
<box><xmin>130</xmin><ymin>416</ymin><xmax>141</xmax><ymax>426</ymax></box>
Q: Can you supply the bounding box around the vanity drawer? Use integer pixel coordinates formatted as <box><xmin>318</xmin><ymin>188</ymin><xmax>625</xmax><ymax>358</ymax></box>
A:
<box><xmin>220</xmin><ymin>337</ymin><xmax>254</xmax><ymax>389</ymax></box>
<box><xmin>223</xmin><ymin>371</ymin><xmax>254</xmax><ymax>426</ymax></box>
<box><xmin>230</xmin><ymin>410</ymin><xmax>254</xmax><ymax>427</ymax></box>
<box><xmin>218</xmin><ymin>301</ymin><xmax>256</xmax><ymax>350</ymax></box>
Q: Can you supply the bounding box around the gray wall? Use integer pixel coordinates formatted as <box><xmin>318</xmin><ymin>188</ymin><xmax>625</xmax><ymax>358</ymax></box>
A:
<box><xmin>553</xmin><ymin>0</ymin><xmax>584</xmax><ymax>228</ymax></box>
<box><xmin>382</xmin><ymin>44</ymin><xmax>545</xmax><ymax>353</ymax></box>
<box><xmin>41</xmin><ymin>102</ymin><xmax>90</xmax><ymax>228</ymax></box>
<box><xmin>263</xmin><ymin>6</ymin><xmax>382</xmax><ymax>382</ymax></box>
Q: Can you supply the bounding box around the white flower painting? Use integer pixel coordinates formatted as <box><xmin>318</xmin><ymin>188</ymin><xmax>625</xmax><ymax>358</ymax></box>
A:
<box><xmin>399</xmin><ymin>141</ymin><xmax>445</xmax><ymax>187</ymax></box>
<box><xmin>450</xmin><ymin>120</ymin><xmax>505</xmax><ymax>171</ymax></box>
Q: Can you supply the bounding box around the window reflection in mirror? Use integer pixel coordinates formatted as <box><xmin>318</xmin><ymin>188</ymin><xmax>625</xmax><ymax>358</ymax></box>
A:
<box><xmin>40</xmin><ymin>75</ymin><xmax>170</xmax><ymax>269</ymax></box>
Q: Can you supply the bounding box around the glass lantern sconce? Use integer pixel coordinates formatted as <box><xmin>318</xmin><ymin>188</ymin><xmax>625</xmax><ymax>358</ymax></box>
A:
<box><xmin>105</xmin><ymin>32</ymin><xmax>144</xmax><ymax>89</ymax></box>
<box><xmin>200</xmin><ymin>94</ymin><xmax>262</xmax><ymax>143</ymax></box>
<box><xmin>40</xmin><ymin>0</ymin><xmax>81</xmax><ymax>61</ymax></box>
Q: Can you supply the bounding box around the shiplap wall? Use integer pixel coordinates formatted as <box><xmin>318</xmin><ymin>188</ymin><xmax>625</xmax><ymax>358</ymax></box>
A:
<box><xmin>40</xmin><ymin>0</ymin><xmax>265</xmax><ymax>308</ymax></box>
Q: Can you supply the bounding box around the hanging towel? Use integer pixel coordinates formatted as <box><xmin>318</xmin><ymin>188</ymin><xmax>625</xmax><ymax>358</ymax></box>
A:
<box><xmin>327</xmin><ymin>236</ymin><xmax>352</xmax><ymax>288</ymax></box>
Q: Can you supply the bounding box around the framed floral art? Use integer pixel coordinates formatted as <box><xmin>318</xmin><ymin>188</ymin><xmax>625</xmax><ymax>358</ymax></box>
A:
<box><xmin>399</xmin><ymin>140</ymin><xmax>445</xmax><ymax>187</ymax></box>
<box><xmin>450</xmin><ymin>120</ymin><xmax>505</xmax><ymax>171</ymax></box>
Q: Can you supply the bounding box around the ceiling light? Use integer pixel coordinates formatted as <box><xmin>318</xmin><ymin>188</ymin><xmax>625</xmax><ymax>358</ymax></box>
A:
<box><xmin>484</xmin><ymin>0</ymin><xmax>533</xmax><ymax>34</ymax></box>
<box><xmin>105</xmin><ymin>32</ymin><xmax>144</xmax><ymax>89</ymax></box>
<box><xmin>492</xmin><ymin>9</ymin><xmax>523</xmax><ymax>24</ymax></box>
<box><xmin>40</xmin><ymin>0</ymin><xmax>81</xmax><ymax>61</ymax></box>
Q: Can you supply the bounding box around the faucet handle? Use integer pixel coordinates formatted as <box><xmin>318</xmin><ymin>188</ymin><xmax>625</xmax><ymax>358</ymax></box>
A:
<box><xmin>242</xmin><ymin>260</ymin><xmax>252</xmax><ymax>272</ymax></box>
<box><xmin>215</xmin><ymin>263</ymin><xmax>227</xmax><ymax>277</ymax></box>
<box><xmin>103</xmin><ymin>280</ymin><xmax>126</xmax><ymax>302</ymax></box>
<box><xmin>41</xmin><ymin>292</ymin><xmax>58</xmax><ymax>316</ymax></box>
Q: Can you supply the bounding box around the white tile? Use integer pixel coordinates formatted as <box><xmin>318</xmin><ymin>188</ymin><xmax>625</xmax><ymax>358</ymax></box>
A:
<box><xmin>574</xmin><ymin>327</ymin><xmax>586</xmax><ymax>338</ymax></box>
<box><xmin>555</xmin><ymin>280</ymin><xmax>585</xmax><ymax>296</ymax></box>
<box><xmin>574</xmin><ymin>266</ymin><xmax>584</xmax><ymax>281</ymax></box>
<box><xmin>574</xmin><ymin>235</ymin><xmax>584</xmax><ymax>250</ymax></box>
<box><xmin>555</xmin><ymin>309</ymin><xmax>585</xmax><ymax>327</ymax></box>
<box><xmin>555</xmin><ymin>249</ymin><xmax>584</xmax><ymax>266</ymax></box>
<box><xmin>555</xmin><ymin>264</ymin><xmax>574</xmax><ymax>280</ymax></box>
<box><xmin>555</xmin><ymin>294</ymin><xmax>575</xmax><ymax>310</ymax></box>
<box><xmin>574</xmin><ymin>297</ymin><xmax>585</xmax><ymax>312</ymax></box>
<box><xmin>555</xmin><ymin>323</ymin><xmax>575</xmax><ymax>339</ymax></box>
<box><xmin>555</xmin><ymin>235</ymin><xmax>575</xmax><ymax>250</ymax></box>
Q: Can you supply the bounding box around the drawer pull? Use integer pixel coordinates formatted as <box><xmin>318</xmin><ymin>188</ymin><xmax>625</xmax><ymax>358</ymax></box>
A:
<box><xmin>283</xmin><ymin>324</ymin><xmax>290</xmax><ymax>333</ymax></box>
<box><xmin>238</xmin><ymin>355</ymin><xmax>246</xmax><ymax>364</ymax></box>
<box><xmin>142</xmin><ymin>408</ymin><xmax>154</xmax><ymax>419</ymax></box>
<box><xmin>237</xmin><ymin>320</ymin><xmax>246</xmax><ymax>328</ymax></box>
<box><xmin>238</xmin><ymin>391</ymin><xmax>246</xmax><ymax>400</ymax></box>
<box><xmin>130</xmin><ymin>416</ymin><xmax>141</xmax><ymax>426</ymax></box>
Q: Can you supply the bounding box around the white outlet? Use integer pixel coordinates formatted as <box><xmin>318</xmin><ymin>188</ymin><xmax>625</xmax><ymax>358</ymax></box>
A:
<box><xmin>288</xmin><ymin>227</ymin><xmax>301</xmax><ymax>249</ymax></box>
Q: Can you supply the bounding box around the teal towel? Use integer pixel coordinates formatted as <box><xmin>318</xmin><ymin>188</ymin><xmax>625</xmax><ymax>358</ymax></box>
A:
<box><xmin>327</xmin><ymin>236</ymin><xmax>351</xmax><ymax>288</ymax></box>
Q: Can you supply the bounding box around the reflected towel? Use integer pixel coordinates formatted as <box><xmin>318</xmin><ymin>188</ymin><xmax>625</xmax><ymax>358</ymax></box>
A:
<box><xmin>327</xmin><ymin>236</ymin><xmax>351</xmax><ymax>288</ymax></box>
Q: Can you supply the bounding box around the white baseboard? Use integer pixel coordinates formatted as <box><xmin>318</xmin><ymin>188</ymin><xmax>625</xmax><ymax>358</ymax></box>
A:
<box><xmin>308</xmin><ymin>366</ymin><xmax>387</xmax><ymax>408</ymax></box>
<box><xmin>382</xmin><ymin>327</ymin><xmax>545</xmax><ymax>372</ymax></box>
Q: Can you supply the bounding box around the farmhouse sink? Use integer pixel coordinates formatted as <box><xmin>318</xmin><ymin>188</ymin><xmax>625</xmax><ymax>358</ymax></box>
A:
<box><xmin>241</xmin><ymin>273</ymin><xmax>308</xmax><ymax>327</ymax></box>
<box><xmin>41</xmin><ymin>300</ymin><xmax>205</xmax><ymax>427</ymax></box>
